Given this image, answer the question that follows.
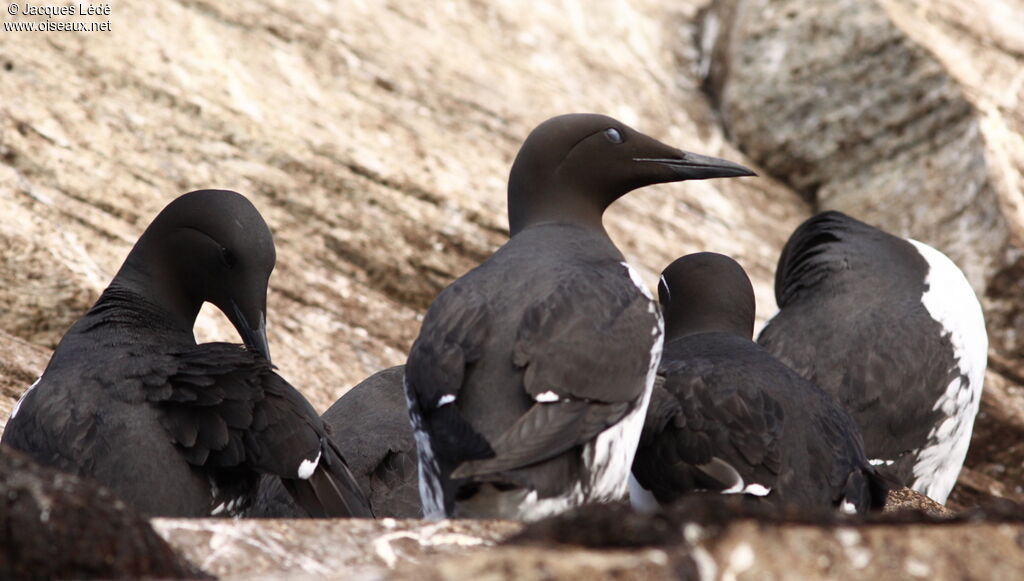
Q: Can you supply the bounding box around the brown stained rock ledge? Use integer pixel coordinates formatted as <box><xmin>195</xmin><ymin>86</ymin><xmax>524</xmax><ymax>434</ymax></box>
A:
<box><xmin>152</xmin><ymin>517</ymin><xmax>522</xmax><ymax>580</ymax></box>
<box><xmin>150</xmin><ymin>490</ymin><xmax>1022</xmax><ymax>580</ymax></box>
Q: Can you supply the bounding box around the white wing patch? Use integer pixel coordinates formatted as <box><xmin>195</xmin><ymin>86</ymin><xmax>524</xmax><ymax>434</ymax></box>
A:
<box><xmin>10</xmin><ymin>376</ymin><xmax>42</xmax><ymax>420</ymax></box>
<box><xmin>297</xmin><ymin>450</ymin><xmax>322</xmax><ymax>480</ymax></box>
<box><xmin>741</xmin><ymin>483</ymin><xmax>772</xmax><ymax>497</ymax></box>
<box><xmin>907</xmin><ymin>240</ymin><xmax>988</xmax><ymax>504</ymax></box>
<box><xmin>534</xmin><ymin>391</ymin><xmax>559</xmax><ymax>403</ymax></box>
<box><xmin>700</xmin><ymin>457</ymin><xmax>772</xmax><ymax>497</ymax></box>
<box><xmin>839</xmin><ymin>498</ymin><xmax>857</xmax><ymax>514</ymax></box>
<box><xmin>437</xmin><ymin>394</ymin><xmax>456</xmax><ymax>407</ymax></box>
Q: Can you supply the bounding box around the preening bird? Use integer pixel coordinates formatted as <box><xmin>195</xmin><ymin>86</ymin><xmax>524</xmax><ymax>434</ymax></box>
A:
<box><xmin>250</xmin><ymin>365</ymin><xmax>421</xmax><ymax>519</ymax></box>
<box><xmin>3</xmin><ymin>189</ymin><xmax>372</xmax><ymax>518</ymax></box>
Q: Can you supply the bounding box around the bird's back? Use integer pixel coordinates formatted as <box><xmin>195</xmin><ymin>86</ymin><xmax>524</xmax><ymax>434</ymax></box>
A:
<box><xmin>647</xmin><ymin>333</ymin><xmax>878</xmax><ymax>510</ymax></box>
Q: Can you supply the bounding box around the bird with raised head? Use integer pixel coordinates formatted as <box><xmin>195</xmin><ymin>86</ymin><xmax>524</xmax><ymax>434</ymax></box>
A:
<box><xmin>404</xmin><ymin>114</ymin><xmax>756</xmax><ymax>520</ymax></box>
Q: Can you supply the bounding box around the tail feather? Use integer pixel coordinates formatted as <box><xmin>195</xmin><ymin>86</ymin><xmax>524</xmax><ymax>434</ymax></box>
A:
<box><xmin>867</xmin><ymin>468</ymin><xmax>894</xmax><ymax>510</ymax></box>
<box><xmin>283</xmin><ymin>448</ymin><xmax>374</xmax><ymax>518</ymax></box>
<box><xmin>840</xmin><ymin>467</ymin><xmax>891</xmax><ymax>513</ymax></box>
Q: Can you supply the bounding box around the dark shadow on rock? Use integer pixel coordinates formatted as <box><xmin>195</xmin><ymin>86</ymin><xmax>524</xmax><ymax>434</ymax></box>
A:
<box><xmin>0</xmin><ymin>445</ymin><xmax>211</xmax><ymax>580</ymax></box>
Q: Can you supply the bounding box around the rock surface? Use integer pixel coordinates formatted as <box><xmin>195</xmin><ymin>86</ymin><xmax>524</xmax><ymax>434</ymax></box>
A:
<box><xmin>154</xmin><ymin>517</ymin><xmax>521</xmax><ymax>580</ymax></box>
<box><xmin>151</xmin><ymin>492</ymin><xmax>1014</xmax><ymax>580</ymax></box>
<box><xmin>2</xmin><ymin>0</ymin><xmax>1024</xmax><ymax>578</ymax></box>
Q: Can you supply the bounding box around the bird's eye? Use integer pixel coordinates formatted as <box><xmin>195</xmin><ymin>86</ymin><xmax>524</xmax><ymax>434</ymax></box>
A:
<box><xmin>220</xmin><ymin>248</ymin><xmax>236</xmax><ymax>269</ymax></box>
<box><xmin>604</xmin><ymin>128</ymin><xmax>624</xmax><ymax>144</ymax></box>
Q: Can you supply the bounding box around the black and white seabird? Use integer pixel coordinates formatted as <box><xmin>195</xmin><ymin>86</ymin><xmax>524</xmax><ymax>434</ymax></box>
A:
<box><xmin>2</xmin><ymin>189</ymin><xmax>373</xmax><ymax>518</ymax></box>
<box><xmin>630</xmin><ymin>253</ymin><xmax>885</xmax><ymax>513</ymax></box>
<box><xmin>757</xmin><ymin>211</ymin><xmax>987</xmax><ymax>504</ymax></box>
<box><xmin>404</xmin><ymin>114</ymin><xmax>755</xmax><ymax>520</ymax></box>
<box><xmin>251</xmin><ymin>365</ymin><xmax>421</xmax><ymax>518</ymax></box>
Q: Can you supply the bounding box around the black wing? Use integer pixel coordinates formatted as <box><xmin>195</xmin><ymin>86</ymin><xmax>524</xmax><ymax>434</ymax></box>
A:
<box><xmin>758</xmin><ymin>304</ymin><xmax>957</xmax><ymax>483</ymax></box>
<box><xmin>632</xmin><ymin>357</ymin><xmax>784</xmax><ymax>504</ymax></box>
<box><xmin>250</xmin><ymin>365</ymin><xmax>421</xmax><ymax>519</ymax></box>
<box><xmin>797</xmin><ymin>382</ymin><xmax>888</xmax><ymax>511</ymax></box>
<box><xmin>453</xmin><ymin>268</ymin><xmax>659</xmax><ymax>479</ymax></box>
<box><xmin>405</xmin><ymin>284</ymin><xmax>495</xmax><ymax>473</ymax></box>
<box><xmin>147</xmin><ymin>343</ymin><xmax>372</xmax><ymax>517</ymax></box>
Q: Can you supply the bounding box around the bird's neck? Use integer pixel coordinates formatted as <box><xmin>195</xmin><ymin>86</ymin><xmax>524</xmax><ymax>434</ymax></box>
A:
<box><xmin>101</xmin><ymin>258</ymin><xmax>201</xmax><ymax>338</ymax></box>
<box><xmin>663</xmin><ymin>312</ymin><xmax>752</xmax><ymax>343</ymax></box>
<box><xmin>507</xmin><ymin>186</ymin><xmax>612</xmax><ymax>238</ymax></box>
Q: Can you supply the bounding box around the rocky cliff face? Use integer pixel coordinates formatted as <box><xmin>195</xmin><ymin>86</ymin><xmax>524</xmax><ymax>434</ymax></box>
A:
<box><xmin>1</xmin><ymin>0</ymin><xmax>1022</xmax><ymax>578</ymax></box>
<box><xmin>701</xmin><ymin>0</ymin><xmax>1024</xmax><ymax>508</ymax></box>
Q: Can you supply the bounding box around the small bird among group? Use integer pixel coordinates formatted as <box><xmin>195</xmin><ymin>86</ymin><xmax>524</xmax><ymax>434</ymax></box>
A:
<box><xmin>758</xmin><ymin>211</ymin><xmax>987</xmax><ymax>504</ymax></box>
<box><xmin>2</xmin><ymin>189</ymin><xmax>372</xmax><ymax>518</ymax></box>
<box><xmin>631</xmin><ymin>252</ymin><xmax>885</xmax><ymax>514</ymax></box>
<box><xmin>404</xmin><ymin>113</ymin><xmax>755</xmax><ymax>520</ymax></box>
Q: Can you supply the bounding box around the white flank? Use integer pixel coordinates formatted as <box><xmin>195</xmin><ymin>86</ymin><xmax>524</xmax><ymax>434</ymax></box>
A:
<box><xmin>405</xmin><ymin>377</ymin><xmax>446</xmax><ymax>520</ymax></box>
<box><xmin>583</xmin><ymin>271</ymin><xmax>663</xmax><ymax>503</ymax></box>
<box><xmin>297</xmin><ymin>450</ymin><xmax>322</xmax><ymax>480</ymax></box>
<box><xmin>581</xmin><ymin>381</ymin><xmax>651</xmax><ymax>504</ymax></box>
<box><xmin>907</xmin><ymin>240</ymin><xmax>988</xmax><ymax>504</ymax></box>
<box><xmin>10</xmin><ymin>376</ymin><xmax>41</xmax><ymax>420</ymax></box>
<box><xmin>628</xmin><ymin>473</ymin><xmax>661</xmax><ymax>512</ymax></box>
<box><xmin>437</xmin><ymin>394</ymin><xmax>456</xmax><ymax>407</ymax></box>
<box><xmin>622</xmin><ymin>262</ymin><xmax>654</xmax><ymax>300</ymax></box>
<box><xmin>534</xmin><ymin>390</ymin><xmax>559</xmax><ymax>403</ymax></box>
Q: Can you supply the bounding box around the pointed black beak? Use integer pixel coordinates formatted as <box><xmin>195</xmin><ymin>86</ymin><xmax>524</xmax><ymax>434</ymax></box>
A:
<box><xmin>634</xmin><ymin>150</ymin><xmax>756</xmax><ymax>180</ymax></box>
<box><xmin>231</xmin><ymin>301</ymin><xmax>271</xmax><ymax>362</ymax></box>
